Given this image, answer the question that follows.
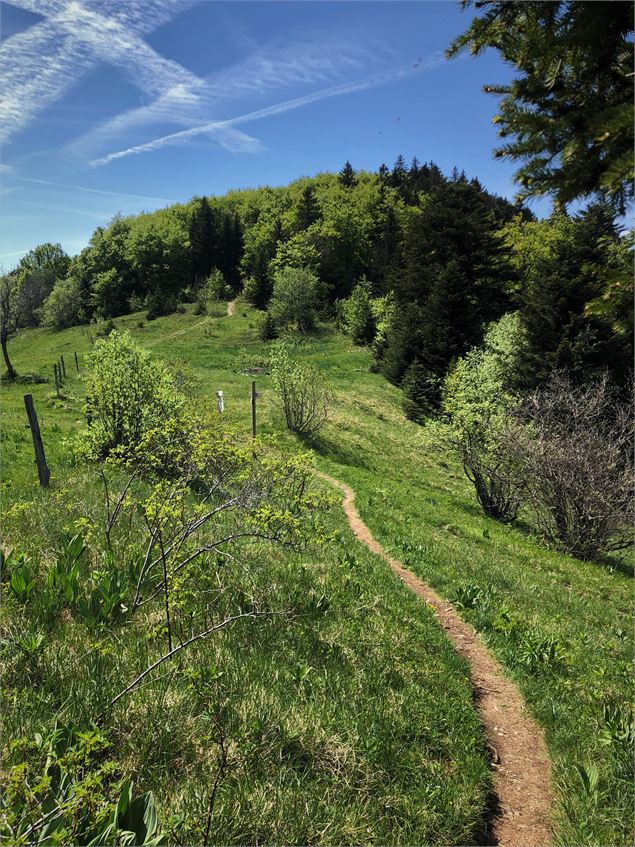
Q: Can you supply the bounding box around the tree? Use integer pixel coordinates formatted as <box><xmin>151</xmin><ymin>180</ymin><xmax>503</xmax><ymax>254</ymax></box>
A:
<box><xmin>341</xmin><ymin>277</ymin><xmax>376</xmax><ymax>345</ymax></box>
<box><xmin>189</xmin><ymin>196</ymin><xmax>218</xmax><ymax>282</ymax></box>
<box><xmin>84</xmin><ymin>331</ymin><xmax>185</xmax><ymax>461</ymax></box>
<box><xmin>443</xmin><ymin>313</ymin><xmax>525</xmax><ymax>522</ymax></box>
<box><xmin>268</xmin><ymin>266</ymin><xmax>320</xmax><ymax>334</ymax></box>
<box><xmin>296</xmin><ymin>184</ymin><xmax>321</xmax><ymax>231</ymax></box>
<box><xmin>40</xmin><ymin>275</ymin><xmax>84</xmax><ymax>330</ymax></box>
<box><xmin>338</xmin><ymin>160</ymin><xmax>357</xmax><ymax>188</ymax></box>
<box><xmin>448</xmin><ymin>1</ymin><xmax>634</xmax><ymax>211</ymax></box>
<box><xmin>15</xmin><ymin>243</ymin><xmax>71</xmax><ymax>328</ymax></box>
<box><xmin>509</xmin><ymin>204</ymin><xmax>631</xmax><ymax>390</ymax></box>
<box><xmin>0</xmin><ymin>274</ymin><xmax>20</xmax><ymax>378</ymax></box>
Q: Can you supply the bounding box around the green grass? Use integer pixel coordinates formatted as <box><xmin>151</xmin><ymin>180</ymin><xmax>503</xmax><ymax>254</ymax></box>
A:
<box><xmin>1</xmin><ymin>308</ymin><xmax>489</xmax><ymax>845</ymax></box>
<box><xmin>1</xmin><ymin>303</ymin><xmax>633</xmax><ymax>846</ymax></box>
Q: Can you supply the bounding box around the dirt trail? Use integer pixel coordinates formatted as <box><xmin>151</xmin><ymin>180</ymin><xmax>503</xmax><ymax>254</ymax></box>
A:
<box><xmin>145</xmin><ymin>318</ymin><xmax>209</xmax><ymax>347</ymax></box>
<box><xmin>318</xmin><ymin>471</ymin><xmax>553</xmax><ymax>847</ymax></box>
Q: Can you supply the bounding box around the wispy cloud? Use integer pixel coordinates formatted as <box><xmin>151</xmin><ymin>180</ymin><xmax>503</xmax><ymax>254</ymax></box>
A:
<box><xmin>0</xmin><ymin>164</ymin><xmax>14</xmax><ymax>175</ymax></box>
<box><xmin>92</xmin><ymin>55</ymin><xmax>444</xmax><ymax>167</ymax></box>
<box><xmin>0</xmin><ymin>0</ymin><xmax>197</xmax><ymax>145</ymax></box>
<box><xmin>15</xmin><ymin>176</ymin><xmax>167</xmax><ymax>203</ymax></box>
<box><xmin>68</xmin><ymin>38</ymin><xmax>376</xmax><ymax>160</ymax></box>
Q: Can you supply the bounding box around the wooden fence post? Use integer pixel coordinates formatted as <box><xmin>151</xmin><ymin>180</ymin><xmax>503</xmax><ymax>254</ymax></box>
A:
<box><xmin>251</xmin><ymin>381</ymin><xmax>257</xmax><ymax>438</ymax></box>
<box><xmin>60</xmin><ymin>355</ymin><xmax>66</xmax><ymax>378</ymax></box>
<box><xmin>53</xmin><ymin>364</ymin><xmax>60</xmax><ymax>397</ymax></box>
<box><xmin>74</xmin><ymin>351</ymin><xmax>79</xmax><ymax>372</ymax></box>
<box><xmin>24</xmin><ymin>394</ymin><xmax>50</xmax><ymax>487</ymax></box>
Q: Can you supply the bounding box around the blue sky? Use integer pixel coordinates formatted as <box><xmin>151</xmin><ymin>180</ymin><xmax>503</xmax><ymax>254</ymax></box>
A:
<box><xmin>0</xmin><ymin>0</ymin><xmax>549</xmax><ymax>267</ymax></box>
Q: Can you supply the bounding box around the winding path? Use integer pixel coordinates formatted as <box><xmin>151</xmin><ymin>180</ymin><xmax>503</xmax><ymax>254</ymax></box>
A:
<box><xmin>318</xmin><ymin>471</ymin><xmax>553</xmax><ymax>847</ymax></box>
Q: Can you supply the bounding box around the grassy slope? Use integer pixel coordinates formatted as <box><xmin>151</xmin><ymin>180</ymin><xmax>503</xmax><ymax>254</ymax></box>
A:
<box><xmin>1</xmin><ymin>310</ymin><xmax>488</xmax><ymax>846</ymax></box>
<box><xmin>2</xmin><ymin>304</ymin><xmax>633</xmax><ymax>846</ymax></box>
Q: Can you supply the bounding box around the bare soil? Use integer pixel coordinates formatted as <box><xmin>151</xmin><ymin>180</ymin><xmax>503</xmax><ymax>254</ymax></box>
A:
<box><xmin>318</xmin><ymin>471</ymin><xmax>554</xmax><ymax>847</ymax></box>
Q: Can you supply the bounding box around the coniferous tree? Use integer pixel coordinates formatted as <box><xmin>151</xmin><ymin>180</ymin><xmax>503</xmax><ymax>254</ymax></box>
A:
<box><xmin>189</xmin><ymin>197</ymin><xmax>217</xmax><ymax>282</ymax></box>
<box><xmin>517</xmin><ymin>203</ymin><xmax>630</xmax><ymax>390</ymax></box>
<box><xmin>449</xmin><ymin>1</ymin><xmax>634</xmax><ymax>211</ymax></box>
<box><xmin>296</xmin><ymin>184</ymin><xmax>321</xmax><ymax>230</ymax></box>
<box><xmin>338</xmin><ymin>160</ymin><xmax>357</xmax><ymax>188</ymax></box>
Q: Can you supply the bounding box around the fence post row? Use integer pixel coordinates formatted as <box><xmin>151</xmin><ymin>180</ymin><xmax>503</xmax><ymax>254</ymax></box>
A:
<box><xmin>23</xmin><ymin>394</ymin><xmax>50</xmax><ymax>487</ymax></box>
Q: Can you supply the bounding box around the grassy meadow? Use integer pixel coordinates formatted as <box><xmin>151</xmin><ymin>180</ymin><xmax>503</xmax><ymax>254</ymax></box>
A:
<box><xmin>1</xmin><ymin>302</ymin><xmax>633</xmax><ymax>846</ymax></box>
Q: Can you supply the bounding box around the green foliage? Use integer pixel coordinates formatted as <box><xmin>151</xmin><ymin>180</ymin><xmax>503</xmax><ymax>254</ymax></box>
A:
<box><xmin>40</xmin><ymin>275</ymin><xmax>84</xmax><ymax>330</ymax></box>
<box><xmin>268</xmin><ymin>266</ymin><xmax>320</xmax><ymax>334</ymax></box>
<box><xmin>195</xmin><ymin>268</ymin><xmax>232</xmax><ymax>314</ymax></box>
<box><xmin>503</xmin><ymin>205</ymin><xmax>632</xmax><ymax>391</ymax></box>
<box><xmin>1</xmin><ymin>725</ymin><xmax>165</xmax><ymax>845</ymax></box>
<box><xmin>270</xmin><ymin>342</ymin><xmax>332</xmax><ymax>437</ymax></box>
<box><xmin>449</xmin><ymin>1</ymin><xmax>634</xmax><ymax>211</ymax></box>
<box><xmin>339</xmin><ymin>276</ymin><xmax>376</xmax><ymax>345</ymax></box>
<box><xmin>442</xmin><ymin>313</ymin><xmax>525</xmax><ymax>522</ymax></box>
<box><xmin>83</xmin><ymin>331</ymin><xmax>185</xmax><ymax>460</ymax></box>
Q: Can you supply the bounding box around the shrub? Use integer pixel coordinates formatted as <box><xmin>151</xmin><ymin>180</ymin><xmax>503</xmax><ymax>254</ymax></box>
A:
<box><xmin>128</xmin><ymin>292</ymin><xmax>146</xmax><ymax>313</ymax></box>
<box><xmin>270</xmin><ymin>342</ymin><xmax>332</xmax><ymax>437</ymax></box>
<box><xmin>341</xmin><ymin>277</ymin><xmax>376</xmax><ymax>345</ymax></box>
<box><xmin>269</xmin><ymin>266</ymin><xmax>320</xmax><ymax>334</ymax></box>
<box><xmin>506</xmin><ymin>372</ymin><xmax>634</xmax><ymax>560</ymax></box>
<box><xmin>258</xmin><ymin>311</ymin><xmax>278</xmax><ymax>341</ymax></box>
<box><xmin>443</xmin><ymin>313</ymin><xmax>524</xmax><ymax>522</ymax></box>
<box><xmin>83</xmin><ymin>331</ymin><xmax>185</xmax><ymax>460</ymax></box>
<box><xmin>145</xmin><ymin>290</ymin><xmax>176</xmax><ymax>320</ymax></box>
<box><xmin>195</xmin><ymin>269</ymin><xmax>232</xmax><ymax>314</ymax></box>
<box><xmin>40</xmin><ymin>276</ymin><xmax>83</xmax><ymax>330</ymax></box>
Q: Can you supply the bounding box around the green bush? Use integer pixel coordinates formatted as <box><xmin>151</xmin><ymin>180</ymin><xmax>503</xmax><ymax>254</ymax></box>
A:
<box><xmin>40</xmin><ymin>276</ymin><xmax>84</xmax><ymax>330</ymax></box>
<box><xmin>83</xmin><ymin>331</ymin><xmax>185</xmax><ymax>460</ymax></box>
<box><xmin>340</xmin><ymin>276</ymin><xmax>376</xmax><ymax>345</ymax></box>
<box><xmin>442</xmin><ymin>313</ymin><xmax>524</xmax><ymax>522</ymax></box>
<box><xmin>269</xmin><ymin>266</ymin><xmax>320</xmax><ymax>334</ymax></box>
<box><xmin>195</xmin><ymin>269</ymin><xmax>232</xmax><ymax>314</ymax></box>
<box><xmin>270</xmin><ymin>342</ymin><xmax>332</xmax><ymax>437</ymax></box>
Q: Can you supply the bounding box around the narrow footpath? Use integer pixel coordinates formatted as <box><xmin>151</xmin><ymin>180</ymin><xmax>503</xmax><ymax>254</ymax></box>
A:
<box><xmin>318</xmin><ymin>471</ymin><xmax>554</xmax><ymax>847</ymax></box>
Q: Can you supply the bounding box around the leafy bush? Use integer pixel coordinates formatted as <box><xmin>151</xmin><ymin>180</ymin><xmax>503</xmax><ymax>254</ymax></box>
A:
<box><xmin>270</xmin><ymin>342</ymin><xmax>332</xmax><ymax>437</ymax></box>
<box><xmin>506</xmin><ymin>372</ymin><xmax>634</xmax><ymax>560</ymax></box>
<box><xmin>443</xmin><ymin>313</ymin><xmax>524</xmax><ymax>522</ymax></box>
<box><xmin>83</xmin><ymin>331</ymin><xmax>185</xmax><ymax>461</ymax></box>
<box><xmin>258</xmin><ymin>312</ymin><xmax>278</xmax><ymax>341</ymax></box>
<box><xmin>145</xmin><ymin>290</ymin><xmax>176</xmax><ymax>320</ymax></box>
<box><xmin>268</xmin><ymin>266</ymin><xmax>320</xmax><ymax>334</ymax></box>
<box><xmin>128</xmin><ymin>292</ymin><xmax>146</xmax><ymax>313</ymax></box>
<box><xmin>194</xmin><ymin>268</ymin><xmax>232</xmax><ymax>314</ymax></box>
<box><xmin>340</xmin><ymin>276</ymin><xmax>376</xmax><ymax>345</ymax></box>
<box><xmin>40</xmin><ymin>276</ymin><xmax>84</xmax><ymax>330</ymax></box>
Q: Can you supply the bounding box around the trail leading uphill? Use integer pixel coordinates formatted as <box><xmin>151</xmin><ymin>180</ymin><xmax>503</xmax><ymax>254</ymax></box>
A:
<box><xmin>318</xmin><ymin>470</ymin><xmax>554</xmax><ymax>847</ymax></box>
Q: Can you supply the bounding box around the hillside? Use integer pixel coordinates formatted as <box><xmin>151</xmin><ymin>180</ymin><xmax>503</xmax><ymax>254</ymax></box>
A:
<box><xmin>2</xmin><ymin>304</ymin><xmax>632</xmax><ymax>846</ymax></box>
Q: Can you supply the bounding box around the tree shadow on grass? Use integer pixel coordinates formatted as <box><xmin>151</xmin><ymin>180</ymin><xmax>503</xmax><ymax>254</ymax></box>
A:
<box><xmin>309</xmin><ymin>432</ymin><xmax>372</xmax><ymax>471</ymax></box>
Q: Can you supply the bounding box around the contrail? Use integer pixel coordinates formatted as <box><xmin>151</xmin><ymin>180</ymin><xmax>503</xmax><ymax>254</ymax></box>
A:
<box><xmin>92</xmin><ymin>54</ymin><xmax>444</xmax><ymax>167</ymax></box>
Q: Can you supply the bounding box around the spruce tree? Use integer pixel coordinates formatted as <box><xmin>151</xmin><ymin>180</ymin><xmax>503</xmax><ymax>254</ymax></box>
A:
<box><xmin>338</xmin><ymin>160</ymin><xmax>357</xmax><ymax>188</ymax></box>
<box><xmin>189</xmin><ymin>197</ymin><xmax>217</xmax><ymax>282</ymax></box>
<box><xmin>296</xmin><ymin>184</ymin><xmax>321</xmax><ymax>230</ymax></box>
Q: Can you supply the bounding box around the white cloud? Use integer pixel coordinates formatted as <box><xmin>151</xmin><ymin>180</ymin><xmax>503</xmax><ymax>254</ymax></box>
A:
<box><xmin>0</xmin><ymin>0</ymin><xmax>197</xmax><ymax>145</ymax></box>
<box><xmin>68</xmin><ymin>38</ymin><xmax>376</xmax><ymax>159</ymax></box>
<box><xmin>91</xmin><ymin>55</ymin><xmax>444</xmax><ymax>167</ymax></box>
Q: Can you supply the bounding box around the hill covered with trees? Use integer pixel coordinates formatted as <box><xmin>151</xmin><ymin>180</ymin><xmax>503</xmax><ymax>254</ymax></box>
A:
<box><xmin>3</xmin><ymin>156</ymin><xmax>632</xmax><ymax>422</ymax></box>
